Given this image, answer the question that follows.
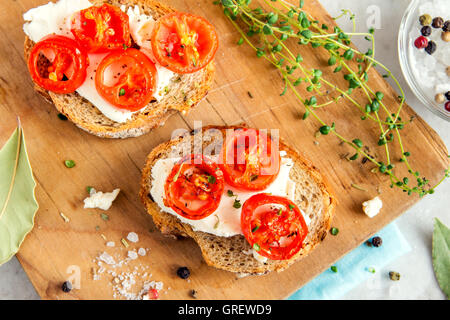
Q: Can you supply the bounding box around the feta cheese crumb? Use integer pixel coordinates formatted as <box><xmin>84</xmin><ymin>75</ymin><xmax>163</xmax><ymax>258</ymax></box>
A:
<box><xmin>84</xmin><ymin>188</ymin><xmax>120</xmax><ymax>211</ymax></box>
<box><xmin>362</xmin><ymin>196</ymin><xmax>383</xmax><ymax>218</ymax></box>
<box><xmin>127</xmin><ymin>232</ymin><xmax>139</xmax><ymax>243</ymax></box>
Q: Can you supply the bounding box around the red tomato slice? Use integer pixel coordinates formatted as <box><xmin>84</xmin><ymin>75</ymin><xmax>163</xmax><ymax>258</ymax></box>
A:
<box><xmin>70</xmin><ymin>4</ymin><xmax>131</xmax><ymax>53</ymax></box>
<box><xmin>151</xmin><ymin>12</ymin><xmax>219</xmax><ymax>74</ymax></box>
<box><xmin>28</xmin><ymin>35</ymin><xmax>88</xmax><ymax>94</ymax></box>
<box><xmin>241</xmin><ymin>194</ymin><xmax>308</xmax><ymax>261</ymax></box>
<box><xmin>95</xmin><ymin>48</ymin><xmax>157</xmax><ymax>111</ymax></box>
<box><xmin>219</xmin><ymin>128</ymin><xmax>281</xmax><ymax>191</ymax></box>
<box><xmin>164</xmin><ymin>154</ymin><xmax>225</xmax><ymax>220</ymax></box>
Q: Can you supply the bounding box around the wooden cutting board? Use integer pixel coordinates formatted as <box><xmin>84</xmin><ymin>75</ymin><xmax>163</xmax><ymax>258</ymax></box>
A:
<box><xmin>0</xmin><ymin>0</ymin><xmax>448</xmax><ymax>300</ymax></box>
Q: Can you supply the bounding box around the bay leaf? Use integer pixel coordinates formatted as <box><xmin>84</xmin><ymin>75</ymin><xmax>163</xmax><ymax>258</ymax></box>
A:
<box><xmin>0</xmin><ymin>123</ymin><xmax>39</xmax><ymax>265</ymax></box>
<box><xmin>432</xmin><ymin>218</ymin><xmax>450</xmax><ymax>299</ymax></box>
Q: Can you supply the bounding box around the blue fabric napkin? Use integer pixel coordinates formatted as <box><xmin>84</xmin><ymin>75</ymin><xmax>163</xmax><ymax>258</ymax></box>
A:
<box><xmin>288</xmin><ymin>222</ymin><xmax>411</xmax><ymax>300</ymax></box>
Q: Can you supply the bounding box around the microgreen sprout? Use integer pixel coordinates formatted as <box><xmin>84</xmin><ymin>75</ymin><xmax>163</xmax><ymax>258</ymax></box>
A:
<box><xmin>217</xmin><ymin>0</ymin><xmax>449</xmax><ymax>196</ymax></box>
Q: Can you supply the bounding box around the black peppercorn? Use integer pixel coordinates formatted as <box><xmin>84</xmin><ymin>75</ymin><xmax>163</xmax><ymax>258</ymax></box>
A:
<box><xmin>371</xmin><ymin>236</ymin><xmax>383</xmax><ymax>247</ymax></box>
<box><xmin>444</xmin><ymin>21</ymin><xmax>450</xmax><ymax>32</ymax></box>
<box><xmin>421</xmin><ymin>26</ymin><xmax>432</xmax><ymax>37</ymax></box>
<box><xmin>177</xmin><ymin>266</ymin><xmax>190</xmax><ymax>279</ymax></box>
<box><xmin>445</xmin><ymin>91</ymin><xmax>450</xmax><ymax>101</ymax></box>
<box><xmin>62</xmin><ymin>281</ymin><xmax>72</xmax><ymax>293</ymax></box>
<box><xmin>432</xmin><ymin>17</ymin><xmax>444</xmax><ymax>29</ymax></box>
<box><xmin>425</xmin><ymin>40</ymin><xmax>437</xmax><ymax>55</ymax></box>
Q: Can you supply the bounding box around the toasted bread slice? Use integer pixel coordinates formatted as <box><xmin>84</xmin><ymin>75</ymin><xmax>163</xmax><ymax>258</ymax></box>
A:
<box><xmin>140</xmin><ymin>126</ymin><xmax>337</xmax><ymax>275</ymax></box>
<box><xmin>23</xmin><ymin>0</ymin><xmax>215</xmax><ymax>139</ymax></box>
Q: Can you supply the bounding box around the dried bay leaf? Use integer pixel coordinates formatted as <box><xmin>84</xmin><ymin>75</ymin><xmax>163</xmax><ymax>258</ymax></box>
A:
<box><xmin>432</xmin><ymin>218</ymin><xmax>450</xmax><ymax>299</ymax></box>
<box><xmin>0</xmin><ymin>123</ymin><xmax>38</xmax><ymax>265</ymax></box>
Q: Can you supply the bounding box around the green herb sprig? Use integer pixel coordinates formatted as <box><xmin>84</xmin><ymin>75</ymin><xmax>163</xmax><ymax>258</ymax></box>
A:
<box><xmin>217</xmin><ymin>0</ymin><xmax>449</xmax><ymax>196</ymax></box>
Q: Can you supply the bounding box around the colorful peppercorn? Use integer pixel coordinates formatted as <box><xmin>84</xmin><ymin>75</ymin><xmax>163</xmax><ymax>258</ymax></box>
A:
<box><xmin>441</xmin><ymin>31</ymin><xmax>450</xmax><ymax>42</ymax></box>
<box><xmin>389</xmin><ymin>271</ymin><xmax>401</xmax><ymax>281</ymax></box>
<box><xmin>421</xmin><ymin>26</ymin><xmax>432</xmax><ymax>37</ymax></box>
<box><xmin>371</xmin><ymin>236</ymin><xmax>383</xmax><ymax>247</ymax></box>
<box><xmin>425</xmin><ymin>40</ymin><xmax>437</xmax><ymax>55</ymax></box>
<box><xmin>177</xmin><ymin>266</ymin><xmax>191</xmax><ymax>279</ymax></box>
<box><xmin>445</xmin><ymin>101</ymin><xmax>450</xmax><ymax>112</ymax></box>
<box><xmin>435</xmin><ymin>93</ymin><xmax>445</xmax><ymax>103</ymax></box>
<box><xmin>414</xmin><ymin>36</ymin><xmax>428</xmax><ymax>49</ymax></box>
<box><xmin>444</xmin><ymin>21</ymin><xmax>450</xmax><ymax>32</ymax></box>
<box><xmin>432</xmin><ymin>17</ymin><xmax>444</xmax><ymax>29</ymax></box>
<box><xmin>447</xmin><ymin>66</ymin><xmax>450</xmax><ymax>77</ymax></box>
<box><xmin>62</xmin><ymin>281</ymin><xmax>72</xmax><ymax>293</ymax></box>
<box><xmin>419</xmin><ymin>14</ymin><xmax>432</xmax><ymax>26</ymax></box>
<box><xmin>445</xmin><ymin>91</ymin><xmax>450</xmax><ymax>101</ymax></box>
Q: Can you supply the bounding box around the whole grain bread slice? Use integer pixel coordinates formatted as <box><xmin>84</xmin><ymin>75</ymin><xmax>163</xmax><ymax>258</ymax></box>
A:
<box><xmin>23</xmin><ymin>0</ymin><xmax>215</xmax><ymax>139</ymax></box>
<box><xmin>140</xmin><ymin>126</ymin><xmax>337</xmax><ymax>275</ymax></box>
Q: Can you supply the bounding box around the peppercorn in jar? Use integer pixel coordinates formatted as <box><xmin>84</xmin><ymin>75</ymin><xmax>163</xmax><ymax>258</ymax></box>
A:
<box><xmin>409</xmin><ymin>0</ymin><xmax>450</xmax><ymax>113</ymax></box>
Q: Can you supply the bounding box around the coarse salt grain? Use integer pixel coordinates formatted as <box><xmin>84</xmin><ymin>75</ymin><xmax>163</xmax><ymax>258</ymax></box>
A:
<box><xmin>127</xmin><ymin>232</ymin><xmax>139</xmax><ymax>243</ymax></box>
<box><xmin>93</xmin><ymin>232</ymin><xmax>163</xmax><ymax>300</ymax></box>
<box><xmin>106</xmin><ymin>241</ymin><xmax>115</xmax><ymax>247</ymax></box>
<box><xmin>98</xmin><ymin>252</ymin><xmax>116</xmax><ymax>265</ymax></box>
<box><xmin>128</xmin><ymin>251</ymin><xmax>138</xmax><ymax>260</ymax></box>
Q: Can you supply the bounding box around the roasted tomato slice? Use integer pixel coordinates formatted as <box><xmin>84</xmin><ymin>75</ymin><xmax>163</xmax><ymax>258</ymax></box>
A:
<box><xmin>28</xmin><ymin>35</ymin><xmax>88</xmax><ymax>94</ymax></box>
<box><xmin>95</xmin><ymin>48</ymin><xmax>157</xmax><ymax>111</ymax></box>
<box><xmin>219</xmin><ymin>128</ymin><xmax>281</xmax><ymax>191</ymax></box>
<box><xmin>70</xmin><ymin>3</ymin><xmax>131</xmax><ymax>53</ymax></box>
<box><xmin>151</xmin><ymin>12</ymin><xmax>219</xmax><ymax>74</ymax></box>
<box><xmin>241</xmin><ymin>194</ymin><xmax>308</xmax><ymax>261</ymax></box>
<box><xmin>164</xmin><ymin>154</ymin><xmax>225</xmax><ymax>220</ymax></box>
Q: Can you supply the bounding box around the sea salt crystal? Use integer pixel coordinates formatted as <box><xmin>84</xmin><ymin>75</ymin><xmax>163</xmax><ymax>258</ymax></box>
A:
<box><xmin>138</xmin><ymin>248</ymin><xmax>147</xmax><ymax>256</ymax></box>
<box><xmin>106</xmin><ymin>241</ymin><xmax>115</xmax><ymax>247</ymax></box>
<box><xmin>98</xmin><ymin>252</ymin><xmax>116</xmax><ymax>265</ymax></box>
<box><xmin>128</xmin><ymin>251</ymin><xmax>138</xmax><ymax>260</ymax></box>
<box><xmin>127</xmin><ymin>232</ymin><xmax>139</xmax><ymax>243</ymax></box>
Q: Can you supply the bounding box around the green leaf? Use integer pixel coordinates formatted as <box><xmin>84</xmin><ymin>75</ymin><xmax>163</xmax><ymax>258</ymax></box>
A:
<box><xmin>432</xmin><ymin>218</ymin><xmax>450</xmax><ymax>298</ymax></box>
<box><xmin>0</xmin><ymin>122</ymin><xmax>38</xmax><ymax>265</ymax></box>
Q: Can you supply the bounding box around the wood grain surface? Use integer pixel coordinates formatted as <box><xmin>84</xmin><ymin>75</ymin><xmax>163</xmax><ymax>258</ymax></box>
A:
<box><xmin>0</xmin><ymin>0</ymin><xmax>448</xmax><ymax>299</ymax></box>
